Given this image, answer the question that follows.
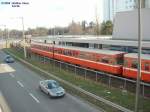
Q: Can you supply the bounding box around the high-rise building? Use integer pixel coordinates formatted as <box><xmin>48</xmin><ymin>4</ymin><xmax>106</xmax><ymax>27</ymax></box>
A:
<box><xmin>103</xmin><ymin>0</ymin><xmax>149</xmax><ymax>21</ymax></box>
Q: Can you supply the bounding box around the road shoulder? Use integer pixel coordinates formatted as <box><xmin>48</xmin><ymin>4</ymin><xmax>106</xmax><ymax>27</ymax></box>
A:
<box><xmin>0</xmin><ymin>92</ymin><xmax>11</xmax><ymax>112</ymax></box>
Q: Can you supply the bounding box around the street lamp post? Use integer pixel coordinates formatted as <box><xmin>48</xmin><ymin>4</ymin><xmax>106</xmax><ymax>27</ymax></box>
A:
<box><xmin>10</xmin><ymin>17</ymin><xmax>27</xmax><ymax>58</ymax></box>
<box><xmin>7</xmin><ymin>29</ymin><xmax>9</xmax><ymax>48</ymax></box>
<box><xmin>135</xmin><ymin>0</ymin><xmax>142</xmax><ymax>112</ymax></box>
<box><xmin>0</xmin><ymin>25</ymin><xmax>7</xmax><ymax>47</ymax></box>
<box><xmin>5</xmin><ymin>27</ymin><xmax>9</xmax><ymax>48</ymax></box>
<box><xmin>5</xmin><ymin>27</ymin><xmax>8</xmax><ymax>48</ymax></box>
<box><xmin>0</xmin><ymin>25</ymin><xmax>5</xmax><ymax>39</ymax></box>
<box><xmin>21</xmin><ymin>17</ymin><xmax>27</xmax><ymax>58</ymax></box>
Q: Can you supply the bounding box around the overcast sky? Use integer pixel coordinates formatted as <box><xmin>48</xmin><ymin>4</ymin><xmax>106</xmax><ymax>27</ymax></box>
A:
<box><xmin>0</xmin><ymin>0</ymin><xmax>103</xmax><ymax>30</ymax></box>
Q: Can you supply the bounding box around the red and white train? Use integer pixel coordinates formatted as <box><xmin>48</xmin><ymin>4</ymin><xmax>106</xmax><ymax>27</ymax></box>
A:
<box><xmin>29</xmin><ymin>43</ymin><xmax>150</xmax><ymax>83</ymax></box>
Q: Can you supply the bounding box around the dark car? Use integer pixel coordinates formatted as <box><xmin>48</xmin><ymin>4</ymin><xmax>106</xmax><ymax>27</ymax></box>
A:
<box><xmin>4</xmin><ymin>55</ymin><xmax>15</xmax><ymax>63</ymax></box>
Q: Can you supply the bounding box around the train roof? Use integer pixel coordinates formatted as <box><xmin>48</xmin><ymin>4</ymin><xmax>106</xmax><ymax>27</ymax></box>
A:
<box><xmin>124</xmin><ymin>53</ymin><xmax>150</xmax><ymax>60</ymax></box>
<box><xmin>32</xmin><ymin>43</ymin><xmax>125</xmax><ymax>56</ymax></box>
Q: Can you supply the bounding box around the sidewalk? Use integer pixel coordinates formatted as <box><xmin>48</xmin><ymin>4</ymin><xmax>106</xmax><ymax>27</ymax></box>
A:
<box><xmin>0</xmin><ymin>92</ymin><xmax>11</xmax><ymax>112</ymax></box>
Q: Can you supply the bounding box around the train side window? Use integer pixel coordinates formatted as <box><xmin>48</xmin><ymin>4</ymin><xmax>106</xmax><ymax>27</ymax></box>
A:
<box><xmin>45</xmin><ymin>46</ymin><xmax>47</xmax><ymax>50</ymax></box>
<box><xmin>79</xmin><ymin>52</ymin><xmax>85</xmax><ymax>59</ymax></box>
<box><xmin>145</xmin><ymin>63</ymin><xmax>149</xmax><ymax>71</ymax></box>
<box><xmin>67</xmin><ymin>51</ymin><xmax>72</xmax><ymax>56</ymax></box>
<box><xmin>64</xmin><ymin>50</ymin><xmax>68</xmax><ymax>55</ymax></box>
<box><xmin>117</xmin><ymin>57</ymin><xmax>123</xmax><ymax>65</ymax></box>
<box><xmin>111</xmin><ymin>60</ymin><xmax>116</xmax><ymax>65</ymax></box>
<box><xmin>109</xmin><ymin>58</ymin><xmax>115</xmax><ymax>65</ymax></box>
<box><xmin>101</xmin><ymin>57</ymin><xmax>109</xmax><ymax>64</ymax></box>
<box><xmin>131</xmin><ymin>61</ymin><xmax>138</xmax><ymax>69</ymax></box>
<box><xmin>124</xmin><ymin>60</ymin><xmax>128</xmax><ymax>67</ymax></box>
<box><xmin>42</xmin><ymin>46</ymin><xmax>44</xmax><ymax>50</ymax></box>
<box><xmin>45</xmin><ymin>47</ymin><xmax>47</xmax><ymax>50</ymax></box>
<box><xmin>50</xmin><ymin>47</ymin><xmax>53</xmax><ymax>52</ymax></box>
<box><xmin>58</xmin><ymin>50</ymin><xmax>62</xmax><ymax>54</ymax></box>
<box><xmin>48</xmin><ymin>47</ymin><xmax>50</xmax><ymax>51</ymax></box>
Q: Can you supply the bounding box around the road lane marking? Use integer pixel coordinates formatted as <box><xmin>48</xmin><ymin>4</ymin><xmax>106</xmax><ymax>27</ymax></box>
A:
<box><xmin>29</xmin><ymin>93</ymin><xmax>40</xmax><ymax>103</ymax></box>
<box><xmin>17</xmin><ymin>81</ymin><xmax>24</xmax><ymax>88</ymax></box>
<box><xmin>9</xmin><ymin>73</ymin><xmax>15</xmax><ymax>78</ymax></box>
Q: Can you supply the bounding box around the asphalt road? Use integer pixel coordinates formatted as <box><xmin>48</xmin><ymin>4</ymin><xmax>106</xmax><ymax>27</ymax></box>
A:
<box><xmin>0</xmin><ymin>50</ymin><xmax>102</xmax><ymax>112</ymax></box>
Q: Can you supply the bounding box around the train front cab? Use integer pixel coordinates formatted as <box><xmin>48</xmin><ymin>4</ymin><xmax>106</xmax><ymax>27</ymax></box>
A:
<box><xmin>123</xmin><ymin>53</ymin><xmax>150</xmax><ymax>83</ymax></box>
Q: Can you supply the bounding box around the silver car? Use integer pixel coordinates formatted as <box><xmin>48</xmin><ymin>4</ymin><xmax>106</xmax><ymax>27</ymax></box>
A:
<box><xmin>39</xmin><ymin>80</ymin><xmax>65</xmax><ymax>97</ymax></box>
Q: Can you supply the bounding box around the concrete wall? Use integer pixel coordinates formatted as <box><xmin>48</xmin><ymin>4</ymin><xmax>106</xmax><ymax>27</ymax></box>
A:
<box><xmin>113</xmin><ymin>9</ymin><xmax>150</xmax><ymax>41</ymax></box>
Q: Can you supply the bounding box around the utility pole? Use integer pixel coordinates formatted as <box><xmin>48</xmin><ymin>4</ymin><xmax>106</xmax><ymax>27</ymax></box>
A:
<box><xmin>21</xmin><ymin>17</ymin><xmax>27</xmax><ymax>58</ymax></box>
<box><xmin>135</xmin><ymin>0</ymin><xmax>142</xmax><ymax>112</ymax></box>
<box><xmin>10</xmin><ymin>17</ymin><xmax>27</xmax><ymax>57</ymax></box>
<box><xmin>54</xmin><ymin>26</ymin><xmax>56</xmax><ymax>37</ymax></box>
<box><xmin>7</xmin><ymin>29</ymin><xmax>9</xmax><ymax>48</ymax></box>
<box><xmin>5</xmin><ymin>27</ymin><xmax>7</xmax><ymax>48</ymax></box>
<box><xmin>141</xmin><ymin>0</ymin><xmax>145</xmax><ymax>8</ymax></box>
<box><xmin>136</xmin><ymin>0</ymin><xmax>145</xmax><ymax>8</ymax></box>
<box><xmin>0</xmin><ymin>25</ymin><xmax>6</xmax><ymax>47</ymax></box>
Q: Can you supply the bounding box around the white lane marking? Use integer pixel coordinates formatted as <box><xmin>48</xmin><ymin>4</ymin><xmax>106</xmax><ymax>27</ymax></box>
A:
<box><xmin>17</xmin><ymin>81</ymin><xmax>24</xmax><ymax>88</ymax></box>
<box><xmin>29</xmin><ymin>93</ymin><xmax>40</xmax><ymax>103</ymax></box>
<box><xmin>9</xmin><ymin>73</ymin><xmax>15</xmax><ymax>78</ymax></box>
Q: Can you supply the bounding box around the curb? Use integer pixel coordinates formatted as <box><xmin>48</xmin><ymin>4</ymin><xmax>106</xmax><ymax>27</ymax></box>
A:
<box><xmin>0</xmin><ymin>92</ymin><xmax>11</xmax><ymax>112</ymax></box>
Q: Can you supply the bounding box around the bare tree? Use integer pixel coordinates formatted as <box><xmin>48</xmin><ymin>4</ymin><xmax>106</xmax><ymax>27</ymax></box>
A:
<box><xmin>68</xmin><ymin>20</ymin><xmax>83</xmax><ymax>35</ymax></box>
<box><xmin>94</xmin><ymin>6</ymin><xmax>101</xmax><ymax>35</ymax></box>
<box><xmin>26</xmin><ymin>27</ymin><xmax>48</xmax><ymax>37</ymax></box>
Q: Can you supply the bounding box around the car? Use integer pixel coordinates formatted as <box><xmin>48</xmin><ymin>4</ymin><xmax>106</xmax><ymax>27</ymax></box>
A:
<box><xmin>39</xmin><ymin>80</ymin><xmax>65</xmax><ymax>98</ymax></box>
<box><xmin>4</xmin><ymin>55</ymin><xmax>15</xmax><ymax>63</ymax></box>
